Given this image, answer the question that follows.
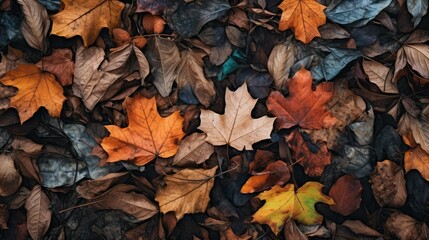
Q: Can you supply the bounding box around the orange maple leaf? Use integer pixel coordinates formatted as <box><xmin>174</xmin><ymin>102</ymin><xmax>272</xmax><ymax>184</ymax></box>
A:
<box><xmin>267</xmin><ymin>67</ymin><xmax>336</xmax><ymax>130</ymax></box>
<box><xmin>278</xmin><ymin>0</ymin><xmax>326</xmax><ymax>43</ymax></box>
<box><xmin>0</xmin><ymin>64</ymin><xmax>65</xmax><ymax>123</ymax></box>
<box><xmin>101</xmin><ymin>95</ymin><xmax>185</xmax><ymax>166</ymax></box>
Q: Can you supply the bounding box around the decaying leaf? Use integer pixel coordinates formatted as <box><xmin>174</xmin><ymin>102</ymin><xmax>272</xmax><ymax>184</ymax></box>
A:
<box><xmin>267</xmin><ymin>67</ymin><xmax>336</xmax><ymax>130</ymax></box>
<box><xmin>398</xmin><ymin>105</ymin><xmax>429</xmax><ymax>154</ymax></box>
<box><xmin>278</xmin><ymin>0</ymin><xmax>326</xmax><ymax>43</ymax></box>
<box><xmin>251</xmin><ymin>182</ymin><xmax>334</xmax><ymax>235</ymax></box>
<box><xmin>37</xmin><ymin>49</ymin><xmax>75</xmax><ymax>86</ymax></box>
<box><xmin>0</xmin><ymin>64</ymin><xmax>65</xmax><ymax>123</ymax></box>
<box><xmin>403</xmin><ymin>132</ymin><xmax>429</xmax><ymax>181</ymax></box>
<box><xmin>155</xmin><ymin>166</ymin><xmax>217</xmax><ymax>220</ymax></box>
<box><xmin>172</xmin><ymin>133</ymin><xmax>214</xmax><ymax>167</ymax></box>
<box><xmin>101</xmin><ymin>95</ymin><xmax>185</xmax><ymax>166</ymax></box>
<box><xmin>386</xmin><ymin>212</ymin><xmax>429</xmax><ymax>240</ymax></box>
<box><xmin>267</xmin><ymin>41</ymin><xmax>295</xmax><ymax>88</ymax></box>
<box><xmin>199</xmin><ymin>83</ymin><xmax>275</xmax><ymax>150</ymax></box>
<box><xmin>286</xmin><ymin>130</ymin><xmax>331</xmax><ymax>177</ymax></box>
<box><xmin>329</xmin><ymin>175</ymin><xmax>362</xmax><ymax>216</ymax></box>
<box><xmin>363</xmin><ymin>60</ymin><xmax>397</xmax><ymax>93</ymax></box>
<box><xmin>76</xmin><ymin>172</ymin><xmax>129</xmax><ymax>199</ymax></box>
<box><xmin>0</xmin><ymin>153</ymin><xmax>22</xmax><ymax>197</ymax></box>
<box><xmin>50</xmin><ymin>0</ymin><xmax>125</xmax><ymax>46</ymax></box>
<box><xmin>403</xmin><ymin>44</ymin><xmax>429</xmax><ymax>79</ymax></box>
<box><xmin>370</xmin><ymin>160</ymin><xmax>407</xmax><ymax>207</ymax></box>
<box><xmin>25</xmin><ymin>185</ymin><xmax>51</xmax><ymax>240</ymax></box>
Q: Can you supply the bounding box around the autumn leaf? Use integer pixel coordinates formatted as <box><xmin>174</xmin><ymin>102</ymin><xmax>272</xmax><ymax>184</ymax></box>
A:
<box><xmin>278</xmin><ymin>0</ymin><xmax>326</xmax><ymax>43</ymax></box>
<box><xmin>363</xmin><ymin>60</ymin><xmax>397</xmax><ymax>94</ymax></box>
<box><xmin>267</xmin><ymin>67</ymin><xmax>336</xmax><ymax>130</ymax></box>
<box><xmin>100</xmin><ymin>95</ymin><xmax>185</xmax><ymax>166</ymax></box>
<box><xmin>286</xmin><ymin>130</ymin><xmax>331</xmax><ymax>177</ymax></box>
<box><xmin>198</xmin><ymin>82</ymin><xmax>275</xmax><ymax>151</ymax></box>
<box><xmin>0</xmin><ymin>153</ymin><xmax>22</xmax><ymax>197</ymax></box>
<box><xmin>155</xmin><ymin>166</ymin><xmax>217</xmax><ymax>220</ymax></box>
<box><xmin>50</xmin><ymin>0</ymin><xmax>125</xmax><ymax>46</ymax></box>
<box><xmin>252</xmin><ymin>182</ymin><xmax>334</xmax><ymax>235</ymax></box>
<box><xmin>240</xmin><ymin>160</ymin><xmax>290</xmax><ymax>193</ymax></box>
<box><xmin>25</xmin><ymin>185</ymin><xmax>51</xmax><ymax>240</ymax></box>
<box><xmin>0</xmin><ymin>64</ymin><xmax>65</xmax><ymax>123</ymax></box>
<box><xmin>403</xmin><ymin>132</ymin><xmax>429</xmax><ymax>182</ymax></box>
<box><xmin>37</xmin><ymin>49</ymin><xmax>75</xmax><ymax>86</ymax></box>
<box><xmin>329</xmin><ymin>175</ymin><xmax>362</xmax><ymax>216</ymax></box>
<box><xmin>172</xmin><ymin>133</ymin><xmax>214</xmax><ymax>167</ymax></box>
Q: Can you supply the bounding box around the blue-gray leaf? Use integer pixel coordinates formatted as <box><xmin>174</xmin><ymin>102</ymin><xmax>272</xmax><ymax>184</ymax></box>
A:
<box><xmin>407</xmin><ymin>0</ymin><xmax>428</xmax><ymax>27</ymax></box>
<box><xmin>325</xmin><ymin>0</ymin><xmax>393</xmax><ymax>26</ymax></box>
<box><xmin>37</xmin><ymin>0</ymin><xmax>61</xmax><ymax>11</ymax></box>
<box><xmin>311</xmin><ymin>48</ymin><xmax>361</xmax><ymax>81</ymax></box>
<box><xmin>0</xmin><ymin>12</ymin><xmax>22</xmax><ymax>48</ymax></box>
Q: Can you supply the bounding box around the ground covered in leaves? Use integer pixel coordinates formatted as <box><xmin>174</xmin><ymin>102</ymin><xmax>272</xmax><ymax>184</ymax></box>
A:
<box><xmin>1</xmin><ymin>0</ymin><xmax>429</xmax><ymax>239</ymax></box>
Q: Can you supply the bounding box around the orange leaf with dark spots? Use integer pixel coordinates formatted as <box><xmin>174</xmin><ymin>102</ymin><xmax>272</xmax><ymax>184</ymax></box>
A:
<box><xmin>101</xmin><ymin>95</ymin><xmax>185</xmax><ymax>166</ymax></box>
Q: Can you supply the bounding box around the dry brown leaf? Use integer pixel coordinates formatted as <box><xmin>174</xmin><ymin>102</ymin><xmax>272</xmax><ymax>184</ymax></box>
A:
<box><xmin>17</xmin><ymin>0</ymin><xmax>50</xmax><ymax>52</ymax></box>
<box><xmin>278</xmin><ymin>0</ymin><xmax>326</xmax><ymax>43</ymax></box>
<box><xmin>13</xmin><ymin>150</ymin><xmax>40</xmax><ymax>183</ymax></box>
<box><xmin>101</xmin><ymin>95</ymin><xmax>185</xmax><ymax>166</ymax></box>
<box><xmin>267</xmin><ymin>42</ymin><xmax>295</xmax><ymax>88</ymax></box>
<box><xmin>386</xmin><ymin>212</ymin><xmax>429</xmax><ymax>240</ymax></box>
<box><xmin>306</xmin><ymin>81</ymin><xmax>366</xmax><ymax>149</ymax></box>
<box><xmin>0</xmin><ymin>204</ymin><xmax>8</xmax><ymax>229</ymax></box>
<box><xmin>12</xmin><ymin>136</ymin><xmax>43</xmax><ymax>154</ymax></box>
<box><xmin>363</xmin><ymin>60</ymin><xmax>397</xmax><ymax>93</ymax></box>
<box><xmin>342</xmin><ymin>220</ymin><xmax>382</xmax><ymax>237</ymax></box>
<box><xmin>0</xmin><ymin>64</ymin><xmax>65</xmax><ymax>123</ymax></box>
<box><xmin>284</xmin><ymin>221</ymin><xmax>308</xmax><ymax>240</ymax></box>
<box><xmin>404</xmin><ymin>44</ymin><xmax>429</xmax><ymax>79</ymax></box>
<box><xmin>155</xmin><ymin>166</ymin><xmax>217</xmax><ymax>220</ymax></box>
<box><xmin>146</xmin><ymin>36</ymin><xmax>181</xmax><ymax>97</ymax></box>
<box><xmin>0</xmin><ymin>51</ymin><xmax>27</xmax><ymax>77</ymax></box>
<box><xmin>225</xmin><ymin>26</ymin><xmax>246</xmax><ymax>48</ymax></box>
<box><xmin>176</xmin><ymin>50</ymin><xmax>216</xmax><ymax>107</ymax></box>
<box><xmin>91</xmin><ymin>184</ymin><xmax>158</xmax><ymax>221</ymax></box>
<box><xmin>50</xmin><ymin>0</ymin><xmax>125</xmax><ymax>46</ymax></box>
<box><xmin>403</xmin><ymin>132</ymin><xmax>429</xmax><ymax>181</ymax></box>
<box><xmin>37</xmin><ymin>49</ymin><xmax>75</xmax><ymax>86</ymax></box>
<box><xmin>172</xmin><ymin>133</ymin><xmax>214</xmax><ymax>167</ymax></box>
<box><xmin>0</xmin><ymin>153</ymin><xmax>22</xmax><ymax>197</ymax></box>
<box><xmin>199</xmin><ymin>83</ymin><xmax>275</xmax><ymax>151</ymax></box>
<box><xmin>76</xmin><ymin>172</ymin><xmax>129</xmax><ymax>199</ymax></box>
<box><xmin>329</xmin><ymin>175</ymin><xmax>362</xmax><ymax>216</ymax></box>
<box><xmin>25</xmin><ymin>185</ymin><xmax>51</xmax><ymax>240</ymax></box>
<box><xmin>398</xmin><ymin>105</ymin><xmax>429</xmax><ymax>154</ymax></box>
<box><xmin>370</xmin><ymin>160</ymin><xmax>406</xmax><ymax>207</ymax></box>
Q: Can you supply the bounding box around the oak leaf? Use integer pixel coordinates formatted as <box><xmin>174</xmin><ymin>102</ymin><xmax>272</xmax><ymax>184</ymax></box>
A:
<box><xmin>155</xmin><ymin>166</ymin><xmax>217</xmax><ymax>220</ymax></box>
<box><xmin>0</xmin><ymin>64</ymin><xmax>65</xmax><ymax>123</ymax></box>
<box><xmin>278</xmin><ymin>0</ymin><xmax>326</xmax><ymax>43</ymax></box>
<box><xmin>252</xmin><ymin>182</ymin><xmax>334</xmax><ymax>235</ymax></box>
<box><xmin>198</xmin><ymin>83</ymin><xmax>275</xmax><ymax>150</ymax></box>
<box><xmin>101</xmin><ymin>95</ymin><xmax>185</xmax><ymax>166</ymax></box>
<box><xmin>267</xmin><ymin>68</ymin><xmax>336</xmax><ymax>130</ymax></box>
<box><xmin>50</xmin><ymin>0</ymin><xmax>125</xmax><ymax>46</ymax></box>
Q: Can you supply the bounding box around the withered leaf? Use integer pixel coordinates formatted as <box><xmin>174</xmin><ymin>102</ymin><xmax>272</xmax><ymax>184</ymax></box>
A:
<box><xmin>329</xmin><ymin>175</ymin><xmax>362</xmax><ymax>216</ymax></box>
<box><xmin>240</xmin><ymin>160</ymin><xmax>290</xmax><ymax>193</ymax></box>
<box><xmin>25</xmin><ymin>185</ymin><xmax>51</xmax><ymax>240</ymax></box>
<box><xmin>267</xmin><ymin>41</ymin><xmax>295</xmax><ymax>88</ymax></box>
<box><xmin>0</xmin><ymin>153</ymin><xmax>22</xmax><ymax>197</ymax></box>
<box><xmin>18</xmin><ymin>0</ymin><xmax>50</xmax><ymax>52</ymax></box>
<box><xmin>37</xmin><ymin>49</ymin><xmax>75</xmax><ymax>86</ymax></box>
<box><xmin>172</xmin><ymin>133</ymin><xmax>214</xmax><ymax>167</ymax></box>
<box><xmin>386</xmin><ymin>212</ymin><xmax>429</xmax><ymax>240</ymax></box>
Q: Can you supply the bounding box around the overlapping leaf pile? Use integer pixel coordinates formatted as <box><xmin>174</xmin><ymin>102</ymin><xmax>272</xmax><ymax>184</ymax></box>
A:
<box><xmin>0</xmin><ymin>0</ymin><xmax>429</xmax><ymax>239</ymax></box>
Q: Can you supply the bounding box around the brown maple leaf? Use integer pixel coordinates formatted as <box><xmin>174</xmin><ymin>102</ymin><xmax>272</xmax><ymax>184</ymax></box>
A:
<box><xmin>100</xmin><ymin>95</ymin><xmax>185</xmax><ymax>166</ymax></box>
<box><xmin>267</xmin><ymin>67</ymin><xmax>336</xmax><ymax>130</ymax></box>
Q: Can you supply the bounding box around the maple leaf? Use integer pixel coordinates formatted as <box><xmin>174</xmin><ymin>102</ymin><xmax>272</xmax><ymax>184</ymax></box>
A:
<box><xmin>267</xmin><ymin>67</ymin><xmax>336</xmax><ymax>130</ymax></box>
<box><xmin>155</xmin><ymin>166</ymin><xmax>217</xmax><ymax>220</ymax></box>
<box><xmin>100</xmin><ymin>95</ymin><xmax>185</xmax><ymax>166</ymax></box>
<box><xmin>198</xmin><ymin>82</ymin><xmax>275</xmax><ymax>150</ymax></box>
<box><xmin>252</xmin><ymin>182</ymin><xmax>334</xmax><ymax>235</ymax></box>
<box><xmin>278</xmin><ymin>0</ymin><xmax>326</xmax><ymax>43</ymax></box>
<box><xmin>0</xmin><ymin>64</ymin><xmax>66</xmax><ymax>123</ymax></box>
<box><xmin>50</xmin><ymin>0</ymin><xmax>125</xmax><ymax>46</ymax></box>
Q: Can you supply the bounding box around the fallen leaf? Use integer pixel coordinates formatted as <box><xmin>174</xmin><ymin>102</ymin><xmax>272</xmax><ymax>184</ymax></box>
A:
<box><xmin>267</xmin><ymin>41</ymin><xmax>295</xmax><ymax>88</ymax></box>
<box><xmin>403</xmin><ymin>132</ymin><xmax>429</xmax><ymax>181</ymax></box>
<box><xmin>342</xmin><ymin>220</ymin><xmax>382</xmax><ymax>237</ymax></box>
<box><xmin>278</xmin><ymin>0</ymin><xmax>326</xmax><ymax>43</ymax></box>
<box><xmin>172</xmin><ymin>133</ymin><xmax>214</xmax><ymax>167</ymax></box>
<box><xmin>267</xmin><ymin>67</ymin><xmax>336</xmax><ymax>130</ymax></box>
<box><xmin>0</xmin><ymin>204</ymin><xmax>7</xmax><ymax>229</ymax></box>
<box><xmin>305</xmin><ymin>81</ymin><xmax>366</xmax><ymax>149</ymax></box>
<box><xmin>252</xmin><ymin>182</ymin><xmax>334</xmax><ymax>235</ymax></box>
<box><xmin>398</xmin><ymin>106</ymin><xmax>429</xmax><ymax>154</ymax></box>
<box><xmin>407</xmin><ymin>0</ymin><xmax>428</xmax><ymax>27</ymax></box>
<box><xmin>286</xmin><ymin>130</ymin><xmax>331</xmax><ymax>177</ymax></box>
<box><xmin>136</xmin><ymin>0</ymin><xmax>165</xmax><ymax>15</ymax></box>
<box><xmin>37</xmin><ymin>49</ymin><xmax>75</xmax><ymax>86</ymax></box>
<box><xmin>155</xmin><ymin>166</ymin><xmax>217</xmax><ymax>220</ymax></box>
<box><xmin>176</xmin><ymin>50</ymin><xmax>216</xmax><ymax>107</ymax></box>
<box><xmin>370</xmin><ymin>160</ymin><xmax>407</xmax><ymax>207</ymax></box>
<box><xmin>403</xmin><ymin>44</ymin><xmax>429</xmax><ymax>79</ymax></box>
<box><xmin>283</xmin><ymin>220</ymin><xmax>308</xmax><ymax>240</ymax></box>
<box><xmin>198</xmin><ymin>82</ymin><xmax>275</xmax><ymax>150</ymax></box>
<box><xmin>76</xmin><ymin>172</ymin><xmax>129</xmax><ymax>199</ymax></box>
<box><xmin>225</xmin><ymin>26</ymin><xmax>246</xmax><ymax>48</ymax></box>
<box><xmin>329</xmin><ymin>175</ymin><xmax>362</xmax><ymax>216</ymax></box>
<box><xmin>101</xmin><ymin>95</ymin><xmax>185</xmax><ymax>165</ymax></box>
<box><xmin>145</xmin><ymin>36</ymin><xmax>181</xmax><ymax>97</ymax></box>
<box><xmin>240</xmin><ymin>160</ymin><xmax>290</xmax><ymax>193</ymax></box>
<box><xmin>142</xmin><ymin>14</ymin><xmax>166</xmax><ymax>34</ymax></box>
<box><xmin>0</xmin><ymin>153</ymin><xmax>22</xmax><ymax>197</ymax></box>
<box><xmin>386</xmin><ymin>212</ymin><xmax>429</xmax><ymax>240</ymax></box>
<box><xmin>0</xmin><ymin>64</ymin><xmax>65</xmax><ymax>123</ymax></box>
<box><xmin>363</xmin><ymin>60</ymin><xmax>397</xmax><ymax>93</ymax></box>
<box><xmin>50</xmin><ymin>0</ymin><xmax>125</xmax><ymax>46</ymax></box>
<box><xmin>25</xmin><ymin>185</ymin><xmax>51</xmax><ymax>240</ymax></box>
<box><xmin>91</xmin><ymin>184</ymin><xmax>158</xmax><ymax>221</ymax></box>
<box><xmin>17</xmin><ymin>0</ymin><xmax>50</xmax><ymax>52</ymax></box>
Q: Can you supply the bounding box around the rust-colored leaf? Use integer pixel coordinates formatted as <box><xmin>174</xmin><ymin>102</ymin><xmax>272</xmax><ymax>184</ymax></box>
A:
<box><xmin>37</xmin><ymin>49</ymin><xmax>75</xmax><ymax>86</ymax></box>
<box><xmin>100</xmin><ymin>95</ymin><xmax>185</xmax><ymax>166</ymax></box>
<box><xmin>329</xmin><ymin>174</ymin><xmax>362</xmax><ymax>216</ymax></box>
<box><xmin>278</xmin><ymin>0</ymin><xmax>326</xmax><ymax>43</ymax></box>
<box><xmin>267</xmin><ymin>67</ymin><xmax>336</xmax><ymax>130</ymax></box>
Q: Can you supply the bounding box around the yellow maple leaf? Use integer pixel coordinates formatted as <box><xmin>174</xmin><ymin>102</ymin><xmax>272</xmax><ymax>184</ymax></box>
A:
<box><xmin>278</xmin><ymin>0</ymin><xmax>326</xmax><ymax>43</ymax></box>
<box><xmin>101</xmin><ymin>95</ymin><xmax>185</xmax><ymax>166</ymax></box>
<box><xmin>0</xmin><ymin>64</ymin><xmax>65</xmax><ymax>123</ymax></box>
<box><xmin>51</xmin><ymin>0</ymin><xmax>125</xmax><ymax>46</ymax></box>
<box><xmin>252</xmin><ymin>182</ymin><xmax>334</xmax><ymax>235</ymax></box>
